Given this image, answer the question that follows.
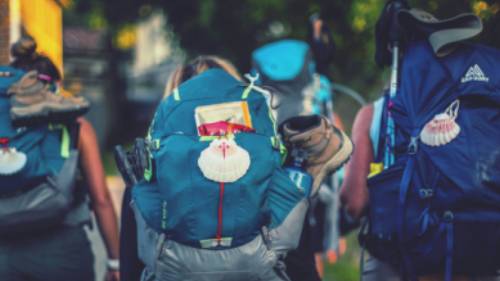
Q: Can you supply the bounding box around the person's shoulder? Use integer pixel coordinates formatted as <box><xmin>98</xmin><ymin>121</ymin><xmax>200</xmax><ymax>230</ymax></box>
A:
<box><xmin>357</xmin><ymin>104</ymin><xmax>373</xmax><ymax>119</ymax></box>
<box><xmin>77</xmin><ymin>117</ymin><xmax>97</xmax><ymax>138</ymax></box>
<box><xmin>353</xmin><ymin>104</ymin><xmax>374</xmax><ymax>131</ymax></box>
<box><xmin>76</xmin><ymin>116</ymin><xmax>88</xmax><ymax>129</ymax></box>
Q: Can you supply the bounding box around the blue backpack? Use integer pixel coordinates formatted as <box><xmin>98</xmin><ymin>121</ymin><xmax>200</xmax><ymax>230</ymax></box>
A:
<box><xmin>252</xmin><ymin>39</ymin><xmax>345</xmax><ymax>254</ymax></box>
<box><xmin>0</xmin><ymin>66</ymin><xmax>82</xmax><ymax>235</ymax></box>
<box><xmin>362</xmin><ymin>42</ymin><xmax>500</xmax><ymax>280</ymax></box>
<box><xmin>132</xmin><ymin>69</ymin><xmax>307</xmax><ymax>250</ymax></box>
<box><xmin>251</xmin><ymin>39</ymin><xmax>317</xmax><ymax>125</ymax></box>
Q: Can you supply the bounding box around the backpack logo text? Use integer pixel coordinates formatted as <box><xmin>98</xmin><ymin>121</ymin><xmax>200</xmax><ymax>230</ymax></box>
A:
<box><xmin>461</xmin><ymin>64</ymin><xmax>489</xmax><ymax>83</ymax></box>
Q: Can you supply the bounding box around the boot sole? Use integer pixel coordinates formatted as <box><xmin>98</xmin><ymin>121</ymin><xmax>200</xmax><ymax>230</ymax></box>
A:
<box><xmin>11</xmin><ymin>104</ymin><xmax>89</xmax><ymax>127</ymax></box>
<box><xmin>311</xmin><ymin>130</ymin><xmax>354</xmax><ymax>196</ymax></box>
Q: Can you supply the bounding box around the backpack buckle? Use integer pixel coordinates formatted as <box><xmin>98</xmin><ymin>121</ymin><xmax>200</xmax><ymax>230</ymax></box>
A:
<box><xmin>443</xmin><ymin>211</ymin><xmax>454</xmax><ymax>223</ymax></box>
<box><xmin>419</xmin><ymin>188</ymin><xmax>434</xmax><ymax>199</ymax></box>
<box><xmin>408</xmin><ymin>137</ymin><xmax>418</xmax><ymax>155</ymax></box>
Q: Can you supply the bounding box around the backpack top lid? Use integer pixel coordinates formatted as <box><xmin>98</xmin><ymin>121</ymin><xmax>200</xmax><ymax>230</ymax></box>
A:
<box><xmin>151</xmin><ymin>68</ymin><xmax>276</xmax><ymax>140</ymax></box>
<box><xmin>252</xmin><ymin>39</ymin><xmax>313</xmax><ymax>81</ymax></box>
<box><xmin>393</xmin><ymin>40</ymin><xmax>500</xmax><ymax>134</ymax></box>
<box><xmin>170</xmin><ymin>67</ymin><xmax>243</xmax><ymax>100</ymax></box>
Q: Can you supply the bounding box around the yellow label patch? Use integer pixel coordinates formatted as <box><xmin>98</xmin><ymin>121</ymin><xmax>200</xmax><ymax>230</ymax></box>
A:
<box><xmin>195</xmin><ymin>101</ymin><xmax>253</xmax><ymax>134</ymax></box>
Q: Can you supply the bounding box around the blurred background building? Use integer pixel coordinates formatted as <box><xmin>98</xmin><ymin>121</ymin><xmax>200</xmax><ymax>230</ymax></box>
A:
<box><xmin>63</xmin><ymin>27</ymin><xmax>110</xmax><ymax>145</ymax></box>
<box><xmin>124</xmin><ymin>12</ymin><xmax>181</xmax><ymax>141</ymax></box>
<box><xmin>0</xmin><ymin>0</ymin><xmax>180</xmax><ymax>147</ymax></box>
<box><xmin>0</xmin><ymin>0</ymin><xmax>68</xmax><ymax>68</ymax></box>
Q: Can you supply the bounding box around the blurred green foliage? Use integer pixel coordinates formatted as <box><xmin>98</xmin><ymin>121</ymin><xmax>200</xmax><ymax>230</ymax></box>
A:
<box><xmin>65</xmin><ymin>0</ymin><xmax>499</xmax><ymax>101</ymax></box>
<box><xmin>325</xmin><ymin>233</ymin><xmax>361</xmax><ymax>281</ymax></box>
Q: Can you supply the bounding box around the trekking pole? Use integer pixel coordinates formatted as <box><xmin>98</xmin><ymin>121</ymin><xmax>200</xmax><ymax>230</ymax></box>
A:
<box><xmin>383</xmin><ymin>0</ymin><xmax>407</xmax><ymax>168</ymax></box>
<box><xmin>385</xmin><ymin>44</ymin><xmax>399</xmax><ymax>167</ymax></box>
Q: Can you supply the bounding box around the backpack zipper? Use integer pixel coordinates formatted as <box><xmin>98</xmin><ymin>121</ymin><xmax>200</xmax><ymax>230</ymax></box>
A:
<box><xmin>215</xmin><ymin>140</ymin><xmax>230</xmax><ymax>245</ymax></box>
<box><xmin>216</xmin><ymin>182</ymin><xmax>225</xmax><ymax>244</ymax></box>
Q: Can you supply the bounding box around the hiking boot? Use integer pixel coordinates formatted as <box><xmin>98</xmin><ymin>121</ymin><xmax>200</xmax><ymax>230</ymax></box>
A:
<box><xmin>7</xmin><ymin>71</ymin><xmax>89</xmax><ymax>126</ymax></box>
<box><xmin>280</xmin><ymin>115</ymin><xmax>353</xmax><ymax>194</ymax></box>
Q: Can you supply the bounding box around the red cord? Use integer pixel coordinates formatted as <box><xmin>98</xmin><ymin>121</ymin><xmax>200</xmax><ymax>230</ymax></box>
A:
<box><xmin>216</xmin><ymin>141</ymin><xmax>229</xmax><ymax>243</ymax></box>
<box><xmin>216</xmin><ymin>182</ymin><xmax>224</xmax><ymax>243</ymax></box>
<box><xmin>0</xmin><ymin>138</ymin><xmax>9</xmax><ymax>151</ymax></box>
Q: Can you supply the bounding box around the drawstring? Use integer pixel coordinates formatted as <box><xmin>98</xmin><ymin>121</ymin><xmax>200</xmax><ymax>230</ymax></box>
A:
<box><xmin>242</xmin><ymin>73</ymin><xmax>272</xmax><ymax>98</ymax></box>
<box><xmin>242</xmin><ymin>73</ymin><xmax>258</xmax><ymax>99</ymax></box>
<box><xmin>445</xmin><ymin>100</ymin><xmax>460</xmax><ymax>120</ymax></box>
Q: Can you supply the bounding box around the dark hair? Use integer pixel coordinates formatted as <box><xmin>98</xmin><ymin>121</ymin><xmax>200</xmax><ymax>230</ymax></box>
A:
<box><xmin>10</xmin><ymin>35</ymin><xmax>61</xmax><ymax>82</ymax></box>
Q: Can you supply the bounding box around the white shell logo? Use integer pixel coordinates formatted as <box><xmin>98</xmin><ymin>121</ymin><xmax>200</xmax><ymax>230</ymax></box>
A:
<box><xmin>0</xmin><ymin>148</ymin><xmax>27</xmax><ymax>175</ymax></box>
<box><xmin>420</xmin><ymin>100</ymin><xmax>461</xmax><ymax>147</ymax></box>
<box><xmin>197</xmin><ymin>138</ymin><xmax>251</xmax><ymax>183</ymax></box>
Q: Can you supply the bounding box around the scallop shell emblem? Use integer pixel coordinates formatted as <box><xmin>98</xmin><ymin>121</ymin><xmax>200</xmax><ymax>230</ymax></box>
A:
<box><xmin>198</xmin><ymin>138</ymin><xmax>250</xmax><ymax>183</ymax></box>
<box><xmin>0</xmin><ymin>147</ymin><xmax>27</xmax><ymax>175</ymax></box>
<box><xmin>420</xmin><ymin>100</ymin><xmax>461</xmax><ymax>147</ymax></box>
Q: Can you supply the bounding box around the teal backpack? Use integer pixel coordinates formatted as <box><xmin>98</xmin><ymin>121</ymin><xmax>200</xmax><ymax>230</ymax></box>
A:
<box><xmin>0</xmin><ymin>66</ymin><xmax>82</xmax><ymax>235</ymax></box>
<box><xmin>132</xmin><ymin>69</ymin><xmax>307</xmax><ymax>250</ymax></box>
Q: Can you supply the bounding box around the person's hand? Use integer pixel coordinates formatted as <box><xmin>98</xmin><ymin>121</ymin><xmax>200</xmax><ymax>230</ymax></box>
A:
<box><xmin>105</xmin><ymin>269</ymin><xmax>120</xmax><ymax>281</ymax></box>
<box><xmin>340</xmin><ymin>183</ymin><xmax>368</xmax><ymax>220</ymax></box>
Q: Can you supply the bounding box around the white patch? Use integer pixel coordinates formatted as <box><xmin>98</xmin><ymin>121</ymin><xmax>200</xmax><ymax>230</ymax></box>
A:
<box><xmin>0</xmin><ymin>148</ymin><xmax>27</xmax><ymax>175</ymax></box>
<box><xmin>198</xmin><ymin>138</ymin><xmax>250</xmax><ymax>183</ymax></box>
<box><xmin>461</xmin><ymin>64</ymin><xmax>489</xmax><ymax>83</ymax></box>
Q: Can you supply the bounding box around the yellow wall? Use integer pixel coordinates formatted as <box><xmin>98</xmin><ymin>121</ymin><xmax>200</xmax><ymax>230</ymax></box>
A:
<box><xmin>20</xmin><ymin>0</ymin><xmax>62</xmax><ymax>74</ymax></box>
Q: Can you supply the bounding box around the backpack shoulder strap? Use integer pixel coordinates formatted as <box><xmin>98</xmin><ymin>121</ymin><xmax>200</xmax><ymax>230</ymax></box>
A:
<box><xmin>68</xmin><ymin>120</ymin><xmax>81</xmax><ymax>149</ymax></box>
<box><xmin>48</xmin><ymin>121</ymin><xmax>80</xmax><ymax>158</ymax></box>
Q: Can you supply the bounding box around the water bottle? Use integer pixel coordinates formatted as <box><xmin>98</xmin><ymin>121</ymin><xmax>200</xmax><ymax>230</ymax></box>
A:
<box><xmin>285</xmin><ymin>154</ymin><xmax>313</xmax><ymax>196</ymax></box>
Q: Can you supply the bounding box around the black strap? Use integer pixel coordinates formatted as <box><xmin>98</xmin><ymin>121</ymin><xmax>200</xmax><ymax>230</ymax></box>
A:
<box><xmin>68</xmin><ymin>121</ymin><xmax>81</xmax><ymax>149</ymax></box>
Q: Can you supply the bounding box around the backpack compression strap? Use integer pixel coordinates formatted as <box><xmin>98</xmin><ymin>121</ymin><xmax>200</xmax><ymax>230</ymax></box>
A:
<box><xmin>48</xmin><ymin>121</ymin><xmax>81</xmax><ymax>158</ymax></box>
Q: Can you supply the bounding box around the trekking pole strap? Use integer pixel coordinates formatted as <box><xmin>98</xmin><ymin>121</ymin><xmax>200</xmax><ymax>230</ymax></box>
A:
<box><xmin>397</xmin><ymin>134</ymin><xmax>418</xmax><ymax>281</ymax></box>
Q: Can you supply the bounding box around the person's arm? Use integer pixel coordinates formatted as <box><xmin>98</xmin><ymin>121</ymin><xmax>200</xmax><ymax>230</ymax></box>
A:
<box><xmin>78</xmin><ymin>118</ymin><xmax>120</xmax><ymax>281</ymax></box>
<box><xmin>339</xmin><ymin>105</ymin><xmax>374</xmax><ymax>219</ymax></box>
